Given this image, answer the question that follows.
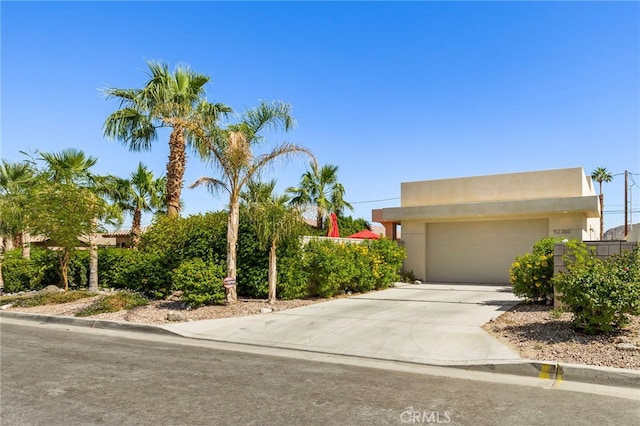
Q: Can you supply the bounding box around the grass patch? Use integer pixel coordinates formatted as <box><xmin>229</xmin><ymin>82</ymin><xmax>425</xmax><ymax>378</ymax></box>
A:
<box><xmin>75</xmin><ymin>292</ymin><xmax>148</xmax><ymax>317</ymax></box>
<box><xmin>11</xmin><ymin>290</ymin><xmax>95</xmax><ymax>307</ymax></box>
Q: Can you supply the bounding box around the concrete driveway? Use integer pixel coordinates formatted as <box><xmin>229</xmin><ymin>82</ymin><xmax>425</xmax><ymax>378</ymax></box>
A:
<box><xmin>161</xmin><ymin>283</ymin><xmax>522</xmax><ymax>365</ymax></box>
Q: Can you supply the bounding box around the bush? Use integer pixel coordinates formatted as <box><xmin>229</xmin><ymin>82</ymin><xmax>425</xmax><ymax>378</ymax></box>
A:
<box><xmin>2</xmin><ymin>258</ymin><xmax>45</xmax><ymax>293</ymax></box>
<box><xmin>277</xmin><ymin>253</ymin><xmax>310</xmax><ymax>300</ymax></box>
<box><xmin>171</xmin><ymin>259</ymin><xmax>226</xmax><ymax>308</ymax></box>
<box><xmin>304</xmin><ymin>238</ymin><xmax>405</xmax><ymax>298</ymax></box>
<box><xmin>554</xmin><ymin>246</ymin><xmax>640</xmax><ymax>334</ymax></box>
<box><xmin>98</xmin><ymin>248</ymin><xmax>141</xmax><ymax>290</ymax></box>
<box><xmin>509</xmin><ymin>237</ymin><xmax>559</xmax><ymax>301</ymax></box>
<box><xmin>13</xmin><ymin>290</ymin><xmax>94</xmax><ymax>307</ymax></box>
<box><xmin>76</xmin><ymin>291</ymin><xmax>148</xmax><ymax>317</ymax></box>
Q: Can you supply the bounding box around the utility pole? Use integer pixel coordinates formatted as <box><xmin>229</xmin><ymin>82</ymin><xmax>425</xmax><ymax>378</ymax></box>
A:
<box><xmin>624</xmin><ymin>170</ymin><xmax>628</xmax><ymax>238</ymax></box>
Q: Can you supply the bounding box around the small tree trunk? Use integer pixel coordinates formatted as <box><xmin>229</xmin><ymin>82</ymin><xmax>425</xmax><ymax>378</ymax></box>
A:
<box><xmin>225</xmin><ymin>198</ymin><xmax>240</xmax><ymax>304</ymax></box>
<box><xmin>267</xmin><ymin>240</ymin><xmax>277</xmax><ymax>304</ymax></box>
<box><xmin>89</xmin><ymin>226</ymin><xmax>99</xmax><ymax>292</ymax></box>
<box><xmin>21</xmin><ymin>229</ymin><xmax>31</xmax><ymax>260</ymax></box>
<box><xmin>60</xmin><ymin>250</ymin><xmax>71</xmax><ymax>291</ymax></box>
<box><xmin>0</xmin><ymin>235</ymin><xmax>6</xmax><ymax>291</ymax></box>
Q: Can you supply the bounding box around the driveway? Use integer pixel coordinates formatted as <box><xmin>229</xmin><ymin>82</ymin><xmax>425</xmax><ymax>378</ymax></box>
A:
<box><xmin>161</xmin><ymin>283</ymin><xmax>522</xmax><ymax>365</ymax></box>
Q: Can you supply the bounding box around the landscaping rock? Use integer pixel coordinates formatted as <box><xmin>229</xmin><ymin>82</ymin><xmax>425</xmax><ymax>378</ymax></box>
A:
<box><xmin>615</xmin><ymin>343</ymin><xmax>638</xmax><ymax>351</ymax></box>
<box><xmin>260</xmin><ymin>308</ymin><xmax>273</xmax><ymax>314</ymax></box>
<box><xmin>37</xmin><ymin>285</ymin><xmax>63</xmax><ymax>295</ymax></box>
<box><xmin>166</xmin><ymin>312</ymin><xmax>186</xmax><ymax>322</ymax></box>
<box><xmin>1</xmin><ymin>303</ymin><xmax>14</xmax><ymax>310</ymax></box>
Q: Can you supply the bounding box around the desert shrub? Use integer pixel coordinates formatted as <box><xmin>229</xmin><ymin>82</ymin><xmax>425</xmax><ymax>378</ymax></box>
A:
<box><xmin>76</xmin><ymin>291</ymin><xmax>148</xmax><ymax>316</ymax></box>
<box><xmin>123</xmin><ymin>250</ymin><xmax>173</xmax><ymax>299</ymax></box>
<box><xmin>2</xmin><ymin>258</ymin><xmax>45</xmax><ymax>293</ymax></box>
<box><xmin>171</xmin><ymin>259</ymin><xmax>226</xmax><ymax>308</ymax></box>
<box><xmin>509</xmin><ymin>237</ymin><xmax>560</xmax><ymax>301</ymax></box>
<box><xmin>554</xmin><ymin>246</ymin><xmax>640</xmax><ymax>334</ymax></box>
<box><xmin>98</xmin><ymin>248</ymin><xmax>141</xmax><ymax>290</ymax></box>
<box><xmin>277</xmin><ymin>252</ymin><xmax>310</xmax><ymax>300</ymax></box>
<box><xmin>13</xmin><ymin>290</ymin><xmax>94</xmax><ymax>307</ymax></box>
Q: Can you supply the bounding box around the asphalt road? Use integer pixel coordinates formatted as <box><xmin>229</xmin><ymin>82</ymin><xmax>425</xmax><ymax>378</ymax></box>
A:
<box><xmin>1</xmin><ymin>318</ymin><xmax>638</xmax><ymax>426</ymax></box>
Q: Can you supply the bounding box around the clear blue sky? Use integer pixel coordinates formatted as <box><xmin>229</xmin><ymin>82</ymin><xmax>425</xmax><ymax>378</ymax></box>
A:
<box><xmin>2</xmin><ymin>1</ymin><xmax>639</xmax><ymax>232</ymax></box>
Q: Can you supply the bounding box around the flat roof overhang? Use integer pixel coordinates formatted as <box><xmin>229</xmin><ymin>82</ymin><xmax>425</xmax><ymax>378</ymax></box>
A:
<box><xmin>381</xmin><ymin>196</ymin><xmax>600</xmax><ymax>222</ymax></box>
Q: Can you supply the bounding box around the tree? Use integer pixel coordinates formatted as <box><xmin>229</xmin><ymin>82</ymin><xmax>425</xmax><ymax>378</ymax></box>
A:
<box><xmin>111</xmin><ymin>163</ymin><xmax>166</xmax><ymax>248</ymax></box>
<box><xmin>244</xmin><ymin>181</ymin><xmax>303</xmax><ymax>303</ymax></box>
<box><xmin>287</xmin><ymin>163</ymin><xmax>353</xmax><ymax>229</ymax></box>
<box><xmin>103</xmin><ymin>60</ymin><xmax>231</xmax><ymax>216</ymax></box>
<box><xmin>591</xmin><ymin>167</ymin><xmax>613</xmax><ymax>240</ymax></box>
<box><xmin>0</xmin><ymin>160</ymin><xmax>37</xmax><ymax>260</ymax></box>
<box><xmin>190</xmin><ymin>100</ymin><xmax>315</xmax><ymax>304</ymax></box>
<box><xmin>27</xmin><ymin>182</ymin><xmax>106</xmax><ymax>291</ymax></box>
<box><xmin>37</xmin><ymin>149</ymin><xmax>120</xmax><ymax>291</ymax></box>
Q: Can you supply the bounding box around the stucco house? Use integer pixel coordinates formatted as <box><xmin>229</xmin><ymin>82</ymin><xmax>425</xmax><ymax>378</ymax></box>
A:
<box><xmin>373</xmin><ymin>167</ymin><xmax>600</xmax><ymax>284</ymax></box>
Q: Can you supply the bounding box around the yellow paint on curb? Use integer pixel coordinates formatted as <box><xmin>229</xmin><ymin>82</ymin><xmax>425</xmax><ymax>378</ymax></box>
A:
<box><xmin>538</xmin><ymin>364</ymin><xmax>553</xmax><ymax>380</ymax></box>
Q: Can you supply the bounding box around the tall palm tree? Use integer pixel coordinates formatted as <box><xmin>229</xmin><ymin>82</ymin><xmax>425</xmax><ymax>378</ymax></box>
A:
<box><xmin>190</xmin><ymin>101</ymin><xmax>315</xmax><ymax>304</ymax></box>
<box><xmin>103</xmin><ymin>61</ymin><xmax>231</xmax><ymax>216</ymax></box>
<box><xmin>286</xmin><ymin>163</ymin><xmax>353</xmax><ymax>229</ymax></box>
<box><xmin>38</xmin><ymin>149</ymin><xmax>119</xmax><ymax>291</ymax></box>
<box><xmin>111</xmin><ymin>163</ymin><xmax>166</xmax><ymax>248</ymax></box>
<box><xmin>244</xmin><ymin>182</ymin><xmax>302</xmax><ymax>303</ymax></box>
<box><xmin>591</xmin><ymin>167</ymin><xmax>613</xmax><ymax>240</ymax></box>
<box><xmin>0</xmin><ymin>160</ymin><xmax>37</xmax><ymax>260</ymax></box>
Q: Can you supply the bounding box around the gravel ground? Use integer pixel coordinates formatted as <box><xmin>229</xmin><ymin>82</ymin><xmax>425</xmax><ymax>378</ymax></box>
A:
<box><xmin>4</xmin><ymin>292</ymin><xmax>639</xmax><ymax>370</ymax></box>
<box><xmin>483</xmin><ymin>303</ymin><xmax>640</xmax><ymax>370</ymax></box>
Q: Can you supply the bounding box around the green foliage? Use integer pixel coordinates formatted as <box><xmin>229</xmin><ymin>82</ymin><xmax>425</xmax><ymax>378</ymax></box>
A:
<box><xmin>321</xmin><ymin>216</ymin><xmax>371</xmax><ymax>238</ymax></box>
<box><xmin>276</xmin><ymin>252</ymin><xmax>310</xmax><ymax>299</ymax></box>
<box><xmin>399</xmin><ymin>269</ymin><xmax>417</xmax><ymax>283</ymax></box>
<box><xmin>554</xmin><ymin>246</ymin><xmax>640</xmax><ymax>334</ymax></box>
<box><xmin>509</xmin><ymin>238</ymin><xmax>560</xmax><ymax>301</ymax></box>
<box><xmin>13</xmin><ymin>290</ymin><xmax>94</xmax><ymax>307</ymax></box>
<box><xmin>2</xmin><ymin>258</ymin><xmax>45</xmax><ymax>293</ymax></box>
<box><xmin>76</xmin><ymin>291</ymin><xmax>148</xmax><ymax>316</ymax></box>
<box><xmin>171</xmin><ymin>259</ymin><xmax>225</xmax><ymax>308</ymax></box>
<box><xmin>304</xmin><ymin>238</ymin><xmax>405</xmax><ymax>297</ymax></box>
<box><xmin>98</xmin><ymin>248</ymin><xmax>141</xmax><ymax>289</ymax></box>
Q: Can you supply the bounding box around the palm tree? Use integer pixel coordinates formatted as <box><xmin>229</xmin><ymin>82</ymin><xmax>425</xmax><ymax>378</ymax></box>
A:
<box><xmin>287</xmin><ymin>163</ymin><xmax>353</xmax><ymax>229</ymax></box>
<box><xmin>244</xmin><ymin>181</ymin><xmax>302</xmax><ymax>303</ymax></box>
<box><xmin>190</xmin><ymin>101</ymin><xmax>315</xmax><ymax>304</ymax></box>
<box><xmin>591</xmin><ymin>167</ymin><xmax>613</xmax><ymax>240</ymax></box>
<box><xmin>0</xmin><ymin>160</ymin><xmax>37</xmax><ymax>260</ymax></box>
<box><xmin>111</xmin><ymin>163</ymin><xmax>166</xmax><ymax>248</ymax></box>
<box><xmin>38</xmin><ymin>149</ymin><xmax>120</xmax><ymax>291</ymax></box>
<box><xmin>103</xmin><ymin>61</ymin><xmax>231</xmax><ymax>216</ymax></box>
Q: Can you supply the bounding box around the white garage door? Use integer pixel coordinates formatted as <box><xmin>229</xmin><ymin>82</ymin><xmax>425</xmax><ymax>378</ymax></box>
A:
<box><xmin>426</xmin><ymin>219</ymin><xmax>549</xmax><ymax>284</ymax></box>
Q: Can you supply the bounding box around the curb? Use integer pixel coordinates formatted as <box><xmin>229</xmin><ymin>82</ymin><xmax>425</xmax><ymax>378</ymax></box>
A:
<box><xmin>0</xmin><ymin>311</ymin><xmax>176</xmax><ymax>336</ymax></box>
<box><xmin>3</xmin><ymin>311</ymin><xmax>639</xmax><ymax>389</ymax></box>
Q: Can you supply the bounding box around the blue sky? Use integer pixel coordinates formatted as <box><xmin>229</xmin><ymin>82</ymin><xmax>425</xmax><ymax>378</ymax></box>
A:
<box><xmin>2</xmin><ymin>1</ymin><xmax>639</xmax><ymax>232</ymax></box>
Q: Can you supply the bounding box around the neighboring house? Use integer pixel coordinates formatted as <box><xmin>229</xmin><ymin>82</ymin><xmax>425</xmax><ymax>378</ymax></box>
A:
<box><xmin>30</xmin><ymin>234</ymin><xmax>116</xmax><ymax>249</ymax></box>
<box><xmin>102</xmin><ymin>227</ymin><xmax>149</xmax><ymax>248</ymax></box>
<box><xmin>373</xmin><ymin>167</ymin><xmax>600</xmax><ymax>284</ymax></box>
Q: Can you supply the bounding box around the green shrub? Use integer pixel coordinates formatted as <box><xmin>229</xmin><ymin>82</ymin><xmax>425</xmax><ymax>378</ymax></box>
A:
<box><xmin>509</xmin><ymin>237</ymin><xmax>559</xmax><ymax>301</ymax></box>
<box><xmin>2</xmin><ymin>258</ymin><xmax>45</xmax><ymax>293</ymax></box>
<box><xmin>76</xmin><ymin>291</ymin><xmax>148</xmax><ymax>317</ymax></box>
<box><xmin>98</xmin><ymin>248</ymin><xmax>141</xmax><ymax>290</ymax></box>
<box><xmin>554</xmin><ymin>246</ymin><xmax>640</xmax><ymax>334</ymax></box>
<box><xmin>171</xmin><ymin>259</ymin><xmax>226</xmax><ymax>308</ymax></box>
<box><xmin>277</xmin><ymin>253</ymin><xmax>310</xmax><ymax>299</ymax></box>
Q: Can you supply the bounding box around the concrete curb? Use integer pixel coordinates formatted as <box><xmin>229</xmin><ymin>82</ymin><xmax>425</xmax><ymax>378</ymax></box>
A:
<box><xmin>3</xmin><ymin>311</ymin><xmax>639</xmax><ymax>389</ymax></box>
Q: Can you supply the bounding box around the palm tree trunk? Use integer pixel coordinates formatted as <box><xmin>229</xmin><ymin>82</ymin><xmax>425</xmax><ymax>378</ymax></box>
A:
<box><xmin>599</xmin><ymin>193</ymin><xmax>605</xmax><ymax>240</ymax></box>
<box><xmin>21</xmin><ymin>229</ymin><xmax>30</xmax><ymax>260</ymax></box>
<box><xmin>89</xmin><ymin>220</ymin><xmax>98</xmax><ymax>292</ymax></box>
<box><xmin>0</xmin><ymin>235</ymin><xmax>7</xmax><ymax>291</ymax></box>
<box><xmin>166</xmin><ymin>126</ymin><xmax>186</xmax><ymax>217</ymax></box>
<box><xmin>226</xmin><ymin>197</ymin><xmax>240</xmax><ymax>304</ymax></box>
<box><xmin>132</xmin><ymin>207</ymin><xmax>142</xmax><ymax>249</ymax></box>
<box><xmin>267</xmin><ymin>240</ymin><xmax>277</xmax><ymax>304</ymax></box>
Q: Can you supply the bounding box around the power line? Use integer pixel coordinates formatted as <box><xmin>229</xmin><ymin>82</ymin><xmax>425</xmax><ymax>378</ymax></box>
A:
<box><xmin>351</xmin><ymin>197</ymin><xmax>400</xmax><ymax>204</ymax></box>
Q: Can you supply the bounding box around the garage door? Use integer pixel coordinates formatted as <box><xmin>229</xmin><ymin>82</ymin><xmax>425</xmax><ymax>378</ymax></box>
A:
<box><xmin>426</xmin><ymin>219</ymin><xmax>549</xmax><ymax>284</ymax></box>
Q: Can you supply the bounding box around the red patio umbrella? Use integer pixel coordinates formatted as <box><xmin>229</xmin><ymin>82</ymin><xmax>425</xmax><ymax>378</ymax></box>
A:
<box><xmin>347</xmin><ymin>229</ymin><xmax>380</xmax><ymax>239</ymax></box>
<box><xmin>327</xmin><ymin>212</ymin><xmax>340</xmax><ymax>237</ymax></box>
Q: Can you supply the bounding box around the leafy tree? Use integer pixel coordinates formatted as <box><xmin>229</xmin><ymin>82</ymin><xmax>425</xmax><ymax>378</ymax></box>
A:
<box><xmin>591</xmin><ymin>167</ymin><xmax>613</xmax><ymax>240</ymax></box>
<box><xmin>244</xmin><ymin>180</ymin><xmax>304</xmax><ymax>303</ymax></box>
<box><xmin>37</xmin><ymin>149</ymin><xmax>121</xmax><ymax>291</ymax></box>
<box><xmin>103</xmin><ymin>60</ymin><xmax>231</xmax><ymax>216</ymax></box>
<box><xmin>287</xmin><ymin>162</ymin><xmax>353</xmax><ymax>229</ymax></box>
<box><xmin>189</xmin><ymin>100</ymin><xmax>314</xmax><ymax>304</ymax></box>
<box><xmin>111</xmin><ymin>163</ymin><xmax>166</xmax><ymax>248</ymax></box>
